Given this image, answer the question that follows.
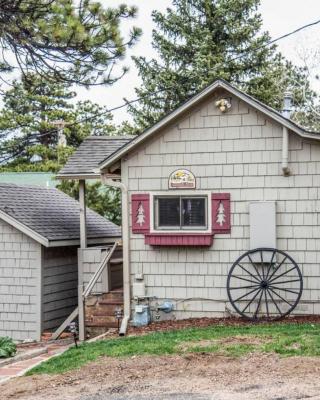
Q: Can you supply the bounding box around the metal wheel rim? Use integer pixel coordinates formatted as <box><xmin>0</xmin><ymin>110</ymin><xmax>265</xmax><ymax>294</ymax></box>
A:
<box><xmin>227</xmin><ymin>248</ymin><xmax>303</xmax><ymax>321</ymax></box>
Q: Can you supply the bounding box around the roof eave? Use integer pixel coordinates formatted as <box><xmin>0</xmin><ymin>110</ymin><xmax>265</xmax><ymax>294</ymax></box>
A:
<box><xmin>56</xmin><ymin>173</ymin><xmax>100</xmax><ymax>180</ymax></box>
<box><xmin>99</xmin><ymin>79</ymin><xmax>320</xmax><ymax>171</ymax></box>
<box><xmin>0</xmin><ymin>210</ymin><xmax>49</xmax><ymax>247</ymax></box>
<box><xmin>47</xmin><ymin>236</ymin><xmax>122</xmax><ymax>247</ymax></box>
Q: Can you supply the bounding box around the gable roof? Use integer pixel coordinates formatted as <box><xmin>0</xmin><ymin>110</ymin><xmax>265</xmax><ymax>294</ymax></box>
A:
<box><xmin>0</xmin><ymin>183</ymin><xmax>121</xmax><ymax>247</ymax></box>
<box><xmin>99</xmin><ymin>79</ymin><xmax>320</xmax><ymax>171</ymax></box>
<box><xmin>57</xmin><ymin>135</ymin><xmax>134</xmax><ymax>179</ymax></box>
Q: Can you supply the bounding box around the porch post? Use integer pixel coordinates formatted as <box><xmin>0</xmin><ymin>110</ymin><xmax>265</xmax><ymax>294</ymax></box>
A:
<box><xmin>78</xmin><ymin>179</ymin><xmax>86</xmax><ymax>341</ymax></box>
<box><xmin>79</xmin><ymin>179</ymin><xmax>87</xmax><ymax>249</ymax></box>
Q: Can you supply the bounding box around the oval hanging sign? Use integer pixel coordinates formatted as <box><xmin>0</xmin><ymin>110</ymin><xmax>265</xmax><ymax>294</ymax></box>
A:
<box><xmin>168</xmin><ymin>169</ymin><xmax>196</xmax><ymax>189</ymax></box>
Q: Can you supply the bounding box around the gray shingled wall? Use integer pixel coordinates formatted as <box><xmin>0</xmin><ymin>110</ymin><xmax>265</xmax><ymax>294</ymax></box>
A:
<box><xmin>42</xmin><ymin>247</ymin><xmax>78</xmax><ymax>331</ymax></box>
<box><xmin>0</xmin><ymin>219</ymin><xmax>41</xmax><ymax>341</ymax></box>
<box><xmin>122</xmin><ymin>89</ymin><xmax>320</xmax><ymax>319</ymax></box>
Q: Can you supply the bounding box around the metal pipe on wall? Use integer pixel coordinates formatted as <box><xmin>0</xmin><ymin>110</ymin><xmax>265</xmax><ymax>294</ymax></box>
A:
<box><xmin>281</xmin><ymin>92</ymin><xmax>293</xmax><ymax>177</ymax></box>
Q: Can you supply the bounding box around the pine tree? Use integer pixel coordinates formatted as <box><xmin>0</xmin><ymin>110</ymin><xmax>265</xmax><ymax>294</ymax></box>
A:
<box><xmin>216</xmin><ymin>202</ymin><xmax>226</xmax><ymax>227</ymax></box>
<box><xmin>0</xmin><ymin>73</ymin><xmax>115</xmax><ymax>171</ymax></box>
<box><xmin>136</xmin><ymin>203</ymin><xmax>145</xmax><ymax>226</ymax></box>
<box><xmin>0</xmin><ymin>1</ymin><xmax>141</xmax><ymax>86</ymax></box>
<box><xmin>0</xmin><ymin>73</ymin><xmax>122</xmax><ymax>225</ymax></box>
<box><xmin>129</xmin><ymin>0</ymin><xmax>314</xmax><ymax>129</ymax></box>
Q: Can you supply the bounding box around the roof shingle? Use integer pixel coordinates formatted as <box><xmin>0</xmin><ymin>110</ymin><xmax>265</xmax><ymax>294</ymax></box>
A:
<box><xmin>0</xmin><ymin>183</ymin><xmax>120</xmax><ymax>243</ymax></box>
<box><xmin>58</xmin><ymin>136</ymin><xmax>134</xmax><ymax>178</ymax></box>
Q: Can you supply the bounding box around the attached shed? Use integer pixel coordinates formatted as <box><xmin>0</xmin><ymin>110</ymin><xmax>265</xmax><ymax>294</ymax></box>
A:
<box><xmin>0</xmin><ymin>183</ymin><xmax>120</xmax><ymax>341</ymax></box>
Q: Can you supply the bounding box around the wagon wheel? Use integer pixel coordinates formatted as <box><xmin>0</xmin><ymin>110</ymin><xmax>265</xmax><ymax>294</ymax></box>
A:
<box><xmin>227</xmin><ymin>248</ymin><xmax>303</xmax><ymax>321</ymax></box>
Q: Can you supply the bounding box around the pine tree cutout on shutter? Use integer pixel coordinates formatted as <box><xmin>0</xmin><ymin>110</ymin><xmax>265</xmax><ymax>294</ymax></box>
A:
<box><xmin>136</xmin><ymin>203</ymin><xmax>145</xmax><ymax>226</ymax></box>
<box><xmin>216</xmin><ymin>201</ymin><xmax>226</xmax><ymax>227</ymax></box>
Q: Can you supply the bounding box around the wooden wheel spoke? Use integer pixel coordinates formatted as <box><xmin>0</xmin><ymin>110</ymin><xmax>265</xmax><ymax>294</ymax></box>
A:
<box><xmin>253</xmin><ymin>290</ymin><xmax>264</xmax><ymax>319</ymax></box>
<box><xmin>268</xmin><ymin>256</ymin><xmax>287</xmax><ymax>281</ymax></box>
<box><xmin>247</xmin><ymin>254</ymin><xmax>263</xmax><ymax>280</ymax></box>
<box><xmin>229</xmin><ymin>284</ymin><xmax>260</xmax><ymax>290</ymax></box>
<box><xmin>264</xmin><ymin>288</ymin><xmax>270</xmax><ymax>318</ymax></box>
<box><xmin>268</xmin><ymin>266</ymin><xmax>297</xmax><ymax>284</ymax></box>
<box><xmin>237</xmin><ymin>263</ymin><xmax>261</xmax><ymax>283</ymax></box>
<box><xmin>267</xmin><ymin>288</ymin><xmax>283</xmax><ymax>315</ymax></box>
<box><xmin>270</xmin><ymin>278</ymin><xmax>301</xmax><ymax>285</ymax></box>
<box><xmin>231</xmin><ymin>275</ymin><xmax>259</xmax><ymax>284</ymax></box>
<box><xmin>260</xmin><ymin>250</ymin><xmax>265</xmax><ymax>279</ymax></box>
<box><xmin>242</xmin><ymin>288</ymin><xmax>262</xmax><ymax>314</ymax></box>
<box><xmin>268</xmin><ymin>287</ymin><xmax>294</xmax><ymax>307</ymax></box>
<box><xmin>269</xmin><ymin>286</ymin><xmax>300</xmax><ymax>295</ymax></box>
<box><xmin>233</xmin><ymin>287</ymin><xmax>261</xmax><ymax>303</ymax></box>
<box><xmin>265</xmin><ymin>250</ymin><xmax>276</xmax><ymax>280</ymax></box>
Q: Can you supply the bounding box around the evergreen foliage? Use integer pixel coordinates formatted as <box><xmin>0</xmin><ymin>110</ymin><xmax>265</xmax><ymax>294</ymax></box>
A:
<box><xmin>129</xmin><ymin>0</ymin><xmax>316</xmax><ymax>130</ymax></box>
<box><xmin>0</xmin><ymin>0</ymin><xmax>141</xmax><ymax>86</ymax></box>
<box><xmin>0</xmin><ymin>336</ymin><xmax>16</xmax><ymax>358</ymax></box>
<box><xmin>0</xmin><ymin>73</ymin><xmax>114</xmax><ymax>169</ymax></box>
<box><xmin>0</xmin><ymin>73</ymin><xmax>122</xmax><ymax>224</ymax></box>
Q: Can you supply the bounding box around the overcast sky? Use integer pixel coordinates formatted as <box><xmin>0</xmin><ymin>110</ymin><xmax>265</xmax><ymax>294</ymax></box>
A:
<box><xmin>76</xmin><ymin>0</ymin><xmax>320</xmax><ymax>124</ymax></box>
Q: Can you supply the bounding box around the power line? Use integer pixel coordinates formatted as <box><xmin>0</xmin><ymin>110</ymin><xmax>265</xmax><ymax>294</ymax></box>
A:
<box><xmin>268</xmin><ymin>19</ymin><xmax>320</xmax><ymax>46</ymax></box>
<box><xmin>57</xmin><ymin>18</ymin><xmax>320</xmax><ymax>127</ymax></box>
<box><xmin>1</xmin><ymin>17</ymin><xmax>320</xmax><ymax>161</ymax></box>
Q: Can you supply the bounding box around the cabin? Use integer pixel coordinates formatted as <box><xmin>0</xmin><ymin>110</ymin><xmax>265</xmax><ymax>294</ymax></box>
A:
<box><xmin>58</xmin><ymin>80</ymin><xmax>320</xmax><ymax>337</ymax></box>
<box><xmin>0</xmin><ymin>183</ymin><xmax>120</xmax><ymax>341</ymax></box>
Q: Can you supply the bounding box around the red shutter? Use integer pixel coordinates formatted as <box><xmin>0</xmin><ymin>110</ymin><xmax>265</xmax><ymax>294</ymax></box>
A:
<box><xmin>212</xmin><ymin>193</ymin><xmax>231</xmax><ymax>234</ymax></box>
<box><xmin>131</xmin><ymin>194</ymin><xmax>150</xmax><ymax>234</ymax></box>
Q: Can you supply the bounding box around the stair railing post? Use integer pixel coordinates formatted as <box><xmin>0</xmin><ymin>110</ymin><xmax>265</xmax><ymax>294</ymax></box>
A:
<box><xmin>78</xmin><ymin>248</ymin><xmax>85</xmax><ymax>341</ymax></box>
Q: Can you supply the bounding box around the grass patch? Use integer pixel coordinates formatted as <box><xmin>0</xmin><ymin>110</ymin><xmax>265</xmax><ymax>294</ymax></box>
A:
<box><xmin>28</xmin><ymin>323</ymin><xmax>320</xmax><ymax>375</ymax></box>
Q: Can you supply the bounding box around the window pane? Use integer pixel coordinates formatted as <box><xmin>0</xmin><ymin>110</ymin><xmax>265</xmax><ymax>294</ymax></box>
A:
<box><xmin>182</xmin><ymin>198</ymin><xmax>206</xmax><ymax>227</ymax></box>
<box><xmin>158</xmin><ymin>197</ymin><xmax>180</xmax><ymax>227</ymax></box>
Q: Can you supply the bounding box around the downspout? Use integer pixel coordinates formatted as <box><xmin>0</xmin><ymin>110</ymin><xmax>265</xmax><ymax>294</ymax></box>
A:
<box><xmin>281</xmin><ymin>91</ymin><xmax>293</xmax><ymax>176</ymax></box>
<box><xmin>102</xmin><ymin>175</ymin><xmax>130</xmax><ymax>336</ymax></box>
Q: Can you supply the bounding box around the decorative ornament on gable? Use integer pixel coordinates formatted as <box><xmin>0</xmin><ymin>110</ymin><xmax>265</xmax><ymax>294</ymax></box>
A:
<box><xmin>215</xmin><ymin>98</ymin><xmax>232</xmax><ymax>113</ymax></box>
<box><xmin>168</xmin><ymin>169</ymin><xmax>196</xmax><ymax>189</ymax></box>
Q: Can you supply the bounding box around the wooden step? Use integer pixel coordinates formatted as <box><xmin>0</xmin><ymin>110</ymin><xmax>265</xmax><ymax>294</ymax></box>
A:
<box><xmin>99</xmin><ymin>299</ymin><xmax>123</xmax><ymax>305</ymax></box>
<box><xmin>110</xmin><ymin>258</ymin><xmax>123</xmax><ymax>265</ymax></box>
<box><xmin>92</xmin><ymin>304</ymin><xmax>123</xmax><ymax>315</ymax></box>
<box><xmin>85</xmin><ymin>320</ymin><xmax>119</xmax><ymax>328</ymax></box>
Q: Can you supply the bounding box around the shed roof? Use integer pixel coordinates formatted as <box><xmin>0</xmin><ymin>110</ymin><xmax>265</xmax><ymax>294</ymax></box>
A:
<box><xmin>57</xmin><ymin>135</ymin><xmax>134</xmax><ymax>179</ymax></box>
<box><xmin>0</xmin><ymin>183</ymin><xmax>121</xmax><ymax>247</ymax></box>
<box><xmin>99</xmin><ymin>79</ymin><xmax>320</xmax><ymax>172</ymax></box>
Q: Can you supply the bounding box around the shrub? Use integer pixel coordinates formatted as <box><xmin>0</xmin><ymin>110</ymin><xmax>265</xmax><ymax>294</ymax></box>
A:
<box><xmin>0</xmin><ymin>337</ymin><xmax>16</xmax><ymax>358</ymax></box>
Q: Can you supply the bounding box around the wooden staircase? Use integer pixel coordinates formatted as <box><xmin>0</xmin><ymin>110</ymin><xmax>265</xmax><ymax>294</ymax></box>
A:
<box><xmin>85</xmin><ymin>288</ymin><xmax>123</xmax><ymax>336</ymax></box>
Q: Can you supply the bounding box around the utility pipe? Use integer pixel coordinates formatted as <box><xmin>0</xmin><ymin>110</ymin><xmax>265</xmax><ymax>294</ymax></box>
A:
<box><xmin>102</xmin><ymin>175</ymin><xmax>130</xmax><ymax>336</ymax></box>
<box><xmin>282</xmin><ymin>126</ymin><xmax>290</xmax><ymax>176</ymax></box>
<box><xmin>281</xmin><ymin>91</ymin><xmax>293</xmax><ymax>177</ymax></box>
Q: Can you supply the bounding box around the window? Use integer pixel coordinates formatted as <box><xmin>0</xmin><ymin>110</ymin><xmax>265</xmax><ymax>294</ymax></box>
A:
<box><xmin>154</xmin><ymin>196</ymin><xmax>207</xmax><ymax>230</ymax></box>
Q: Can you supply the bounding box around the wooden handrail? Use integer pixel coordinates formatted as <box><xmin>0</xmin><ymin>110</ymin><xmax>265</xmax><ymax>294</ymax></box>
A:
<box><xmin>82</xmin><ymin>241</ymin><xmax>118</xmax><ymax>299</ymax></box>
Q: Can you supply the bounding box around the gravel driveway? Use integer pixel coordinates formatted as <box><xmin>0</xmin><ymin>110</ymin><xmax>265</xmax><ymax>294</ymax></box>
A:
<box><xmin>2</xmin><ymin>353</ymin><xmax>320</xmax><ymax>400</ymax></box>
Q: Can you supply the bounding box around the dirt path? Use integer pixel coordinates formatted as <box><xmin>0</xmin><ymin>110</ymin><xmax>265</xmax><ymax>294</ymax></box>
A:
<box><xmin>2</xmin><ymin>352</ymin><xmax>320</xmax><ymax>400</ymax></box>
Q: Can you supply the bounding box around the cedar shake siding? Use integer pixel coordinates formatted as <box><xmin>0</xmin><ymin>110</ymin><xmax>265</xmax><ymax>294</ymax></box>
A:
<box><xmin>0</xmin><ymin>219</ymin><xmax>41</xmax><ymax>341</ymax></box>
<box><xmin>122</xmin><ymin>90</ymin><xmax>320</xmax><ymax>318</ymax></box>
<box><xmin>42</xmin><ymin>247</ymin><xmax>78</xmax><ymax>331</ymax></box>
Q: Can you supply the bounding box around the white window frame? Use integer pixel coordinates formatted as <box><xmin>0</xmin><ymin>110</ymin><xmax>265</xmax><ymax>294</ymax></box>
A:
<box><xmin>150</xmin><ymin>191</ymin><xmax>212</xmax><ymax>234</ymax></box>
